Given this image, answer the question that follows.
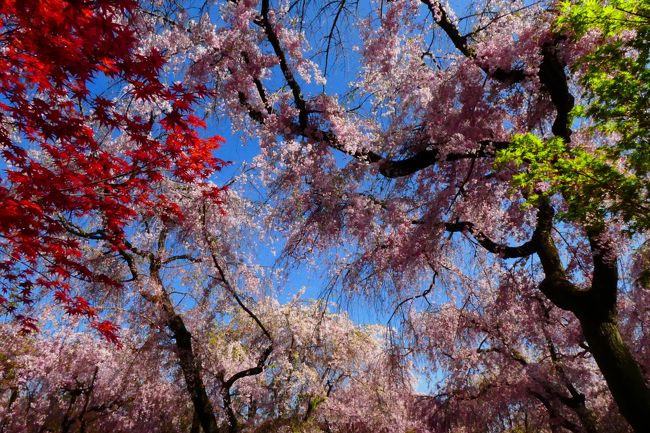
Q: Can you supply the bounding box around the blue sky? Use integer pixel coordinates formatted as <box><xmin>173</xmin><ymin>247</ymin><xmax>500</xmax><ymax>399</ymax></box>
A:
<box><xmin>195</xmin><ymin>0</ymin><xmax>483</xmax><ymax>329</ymax></box>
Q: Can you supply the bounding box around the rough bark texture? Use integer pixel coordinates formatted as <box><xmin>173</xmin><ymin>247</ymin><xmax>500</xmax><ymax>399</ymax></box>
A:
<box><xmin>525</xmin><ymin>32</ymin><xmax>649</xmax><ymax>431</ymax></box>
<box><xmin>579</xmin><ymin>317</ymin><xmax>650</xmax><ymax>432</ymax></box>
<box><xmin>454</xmin><ymin>201</ymin><xmax>650</xmax><ymax>431</ymax></box>
<box><xmin>148</xmin><ymin>249</ymin><xmax>220</xmax><ymax>433</ymax></box>
<box><xmin>165</xmin><ymin>312</ymin><xmax>220</xmax><ymax>433</ymax></box>
<box><xmin>190</xmin><ymin>411</ymin><xmax>202</xmax><ymax>433</ymax></box>
<box><xmin>539</xmin><ymin>220</ymin><xmax>650</xmax><ymax>431</ymax></box>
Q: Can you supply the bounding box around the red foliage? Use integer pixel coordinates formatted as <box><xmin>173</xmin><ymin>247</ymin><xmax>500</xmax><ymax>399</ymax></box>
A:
<box><xmin>0</xmin><ymin>0</ymin><xmax>225</xmax><ymax>342</ymax></box>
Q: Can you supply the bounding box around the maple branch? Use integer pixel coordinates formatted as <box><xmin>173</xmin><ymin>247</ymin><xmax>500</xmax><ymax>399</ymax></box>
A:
<box><xmin>56</xmin><ymin>217</ymin><xmax>107</xmax><ymax>240</ymax></box>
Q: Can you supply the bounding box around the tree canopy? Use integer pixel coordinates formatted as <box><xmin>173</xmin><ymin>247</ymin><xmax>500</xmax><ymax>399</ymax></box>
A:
<box><xmin>1</xmin><ymin>1</ymin><xmax>649</xmax><ymax>432</ymax></box>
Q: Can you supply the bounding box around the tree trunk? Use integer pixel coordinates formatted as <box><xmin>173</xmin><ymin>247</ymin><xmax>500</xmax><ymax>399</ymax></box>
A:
<box><xmin>190</xmin><ymin>408</ymin><xmax>202</xmax><ymax>433</ymax></box>
<box><xmin>570</xmin><ymin>396</ymin><xmax>600</xmax><ymax>433</ymax></box>
<box><xmin>532</xmin><ymin>207</ymin><xmax>650</xmax><ymax>432</ymax></box>
<box><xmin>167</xmin><ymin>313</ymin><xmax>220</xmax><ymax>433</ymax></box>
<box><xmin>147</xmin><ymin>249</ymin><xmax>221</xmax><ymax>433</ymax></box>
<box><xmin>579</xmin><ymin>316</ymin><xmax>650</xmax><ymax>433</ymax></box>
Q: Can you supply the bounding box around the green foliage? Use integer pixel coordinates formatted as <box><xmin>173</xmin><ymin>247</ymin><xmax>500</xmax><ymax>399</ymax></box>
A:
<box><xmin>559</xmin><ymin>0</ymin><xmax>647</xmax><ymax>35</ymax></box>
<box><xmin>496</xmin><ymin>133</ymin><xmax>648</xmax><ymax>228</ymax></box>
<box><xmin>560</xmin><ymin>0</ymin><xmax>649</xmax><ymax>169</ymax></box>
<box><xmin>497</xmin><ymin>2</ymin><xmax>649</xmax><ymax>230</ymax></box>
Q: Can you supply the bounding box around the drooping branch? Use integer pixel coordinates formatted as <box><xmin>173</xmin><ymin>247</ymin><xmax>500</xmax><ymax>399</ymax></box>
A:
<box><xmin>200</xmin><ymin>204</ymin><xmax>274</xmax><ymax>432</ymax></box>
<box><xmin>529</xmin><ymin>390</ymin><xmax>583</xmax><ymax>433</ymax></box>
<box><xmin>536</xmin><ymin>299</ymin><xmax>601</xmax><ymax>433</ymax></box>
<box><xmin>466</xmin><ymin>303</ymin><xmax>599</xmax><ymax>433</ymax></box>
<box><xmin>444</xmin><ymin>221</ymin><xmax>537</xmax><ymax>259</ymax></box>
<box><xmin>232</xmin><ymin>52</ymin><xmax>272</xmax><ymax>124</ymax></box>
<box><xmin>257</xmin><ymin>0</ymin><xmax>308</xmax><ymax>128</ymax></box>
<box><xmin>420</xmin><ymin>0</ymin><xmax>471</xmax><ymax>57</ymax></box>
<box><xmin>207</xmin><ymin>243</ymin><xmax>274</xmax><ymax>432</ymax></box>
<box><xmin>126</xmin><ymin>228</ymin><xmax>235</xmax><ymax>433</ymax></box>
<box><xmin>318</xmin><ymin>128</ymin><xmax>509</xmax><ymax>178</ymax></box>
<box><xmin>420</xmin><ymin>0</ymin><xmax>526</xmax><ymax>83</ymax></box>
<box><xmin>204</xmin><ymin>240</ymin><xmax>272</xmax><ymax>343</ymax></box>
<box><xmin>443</xmin><ymin>200</ymin><xmax>589</xmax><ymax>314</ymax></box>
<box><xmin>376</xmin><ymin>139</ymin><xmax>509</xmax><ymax>178</ymax></box>
<box><xmin>444</xmin><ymin>199</ymin><xmax>561</xmax><ymax>261</ymax></box>
<box><xmin>387</xmin><ymin>273</ymin><xmax>436</xmax><ymax>325</ymax></box>
<box><xmin>233</xmin><ymin>1</ymin><xmax>568</xmax><ymax>185</ymax></box>
<box><xmin>229</xmin><ymin>0</ymin><xmax>512</xmax><ymax>179</ymax></box>
<box><xmin>140</xmin><ymin>231</ymin><xmax>220</xmax><ymax>433</ymax></box>
<box><xmin>323</xmin><ymin>0</ymin><xmax>347</xmax><ymax>75</ymax></box>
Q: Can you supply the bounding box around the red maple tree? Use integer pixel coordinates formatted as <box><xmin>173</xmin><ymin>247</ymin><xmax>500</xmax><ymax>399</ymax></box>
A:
<box><xmin>0</xmin><ymin>0</ymin><xmax>224</xmax><ymax>342</ymax></box>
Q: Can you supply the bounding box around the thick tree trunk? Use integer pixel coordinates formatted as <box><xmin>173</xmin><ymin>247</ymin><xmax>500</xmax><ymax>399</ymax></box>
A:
<box><xmin>146</xmin><ymin>248</ymin><xmax>221</xmax><ymax>433</ymax></box>
<box><xmin>531</xmin><ymin>205</ymin><xmax>650</xmax><ymax>432</ymax></box>
<box><xmin>578</xmin><ymin>316</ymin><xmax>650</xmax><ymax>433</ymax></box>
<box><xmin>462</xmin><ymin>202</ymin><xmax>650</xmax><ymax>431</ymax></box>
<box><xmin>190</xmin><ymin>410</ymin><xmax>202</xmax><ymax>433</ymax></box>
<box><xmin>166</xmin><ymin>313</ymin><xmax>220</xmax><ymax>433</ymax></box>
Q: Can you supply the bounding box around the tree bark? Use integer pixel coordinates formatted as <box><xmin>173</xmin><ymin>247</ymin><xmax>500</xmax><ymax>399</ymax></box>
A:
<box><xmin>190</xmin><ymin>410</ymin><xmax>202</xmax><ymax>433</ymax></box>
<box><xmin>141</xmin><ymin>230</ymin><xmax>221</xmax><ymax>433</ymax></box>
<box><xmin>538</xmin><ymin>247</ymin><xmax>650</xmax><ymax>431</ymax></box>
<box><xmin>165</xmin><ymin>306</ymin><xmax>220</xmax><ymax>433</ymax></box>
<box><xmin>578</xmin><ymin>316</ymin><xmax>650</xmax><ymax>433</ymax></box>
<box><xmin>537</xmin><ymin>222</ymin><xmax>650</xmax><ymax>431</ymax></box>
<box><xmin>472</xmin><ymin>203</ymin><xmax>650</xmax><ymax>431</ymax></box>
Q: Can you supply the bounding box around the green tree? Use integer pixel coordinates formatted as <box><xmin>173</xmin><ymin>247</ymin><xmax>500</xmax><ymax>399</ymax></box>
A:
<box><xmin>500</xmin><ymin>1</ymin><xmax>650</xmax><ymax>230</ymax></box>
